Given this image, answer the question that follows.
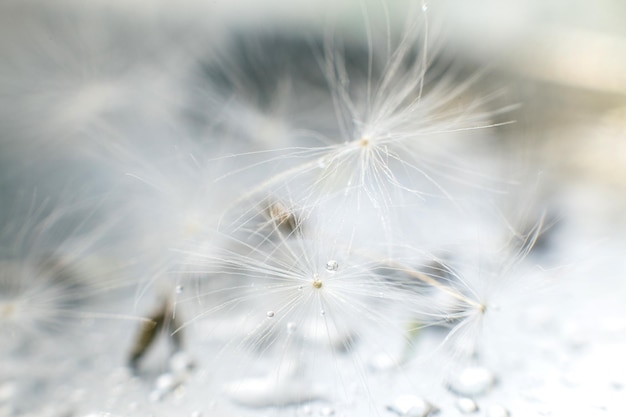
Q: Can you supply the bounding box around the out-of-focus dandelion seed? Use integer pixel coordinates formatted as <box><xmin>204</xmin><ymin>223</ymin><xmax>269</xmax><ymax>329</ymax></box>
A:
<box><xmin>128</xmin><ymin>298</ymin><xmax>183</xmax><ymax>370</ymax></box>
<box><xmin>266</xmin><ymin>200</ymin><xmax>299</xmax><ymax>235</ymax></box>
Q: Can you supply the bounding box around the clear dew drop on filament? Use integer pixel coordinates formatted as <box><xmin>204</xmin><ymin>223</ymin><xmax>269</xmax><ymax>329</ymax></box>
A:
<box><xmin>266</xmin><ymin>311</ymin><xmax>275</xmax><ymax>318</ymax></box>
<box><xmin>325</xmin><ymin>260</ymin><xmax>338</xmax><ymax>272</ymax></box>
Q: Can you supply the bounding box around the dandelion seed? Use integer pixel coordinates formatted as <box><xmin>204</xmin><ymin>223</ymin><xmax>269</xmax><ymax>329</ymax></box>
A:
<box><xmin>128</xmin><ymin>299</ymin><xmax>183</xmax><ymax>370</ymax></box>
<box><xmin>266</xmin><ymin>200</ymin><xmax>299</xmax><ymax>235</ymax></box>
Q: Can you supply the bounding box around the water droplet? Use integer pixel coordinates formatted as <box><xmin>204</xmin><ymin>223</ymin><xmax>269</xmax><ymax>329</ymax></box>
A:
<box><xmin>422</xmin><ymin>2</ymin><xmax>428</xmax><ymax>11</ymax></box>
<box><xmin>190</xmin><ymin>411</ymin><xmax>202</xmax><ymax>417</ymax></box>
<box><xmin>287</xmin><ymin>322</ymin><xmax>297</xmax><ymax>334</ymax></box>
<box><xmin>266</xmin><ymin>311</ymin><xmax>275</xmax><ymax>318</ymax></box>
<box><xmin>169</xmin><ymin>351</ymin><xmax>194</xmax><ymax>373</ymax></box>
<box><xmin>320</xmin><ymin>309</ymin><xmax>326</xmax><ymax>316</ymax></box>
<box><xmin>447</xmin><ymin>366</ymin><xmax>495</xmax><ymax>396</ymax></box>
<box><xmin>387</xmin><ymin>395</ymin><xmax>438</xmax><ymax>417</ymax></box>
<box><xmin>175</xmin><ymin>285</ymin><xmax>184</xmax><ymax>294</ymax></box>
<box><xmin>456</xmin><ymin>397</ymin><xmax>479</xmax><ymax>414</ymax></box>
<box><xmin>298</xmin><ymin>285</ymin><xmax>304</xmax><ymax>291</ymax></box>
<box><xmin>326</xmin><ymin>260</ymin><xmax>338</xmax><ymax>272</ymax></box>
<box><xmin>155</xmin><ymin>373</ymin><xmax>176</xmax><ymax>390</ymax></box>
<box><xmin>320</xmin><ymin>407</ymin><xmax>335</xmax><ymax>416</ymax></box>
<box><xmin>486</xmin><ymin>405</ymin><xmax>509</xmax><ymax>417</ymax></box>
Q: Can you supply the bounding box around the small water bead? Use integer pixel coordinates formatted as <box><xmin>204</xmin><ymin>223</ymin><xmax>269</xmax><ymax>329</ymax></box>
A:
<box><xmin>155</xmin><ymin>373</ymin><xmax>176</xmax><ymax>391</ymax></box>
<box><xmin>456</xmin><ymin>397</ymin><xmax>479</xmax><ymax>414</ymax></box>
<box><xmin>320</xmin><ymin>407</ymin><xmax>335</xmax><ymax>416</ymax></box>
<box><xmin>320</xmin><ymin>310</ymin><xmax>326</xmax><ymax>316</ymax></box>
<box><xmin>169</xmin><ymin>351</ymin><xmax>194</xmax><ymax>373</ymax></box>
<box><xmin>266</xmin><ymin>311</ymin><xmax>275</xmax><ymax>318</ymax></box>
<box><xmin>175</xmin><ymin>285</ymin><xmax>184</xmax><ymax>294</ymax></box>
<box><xmin>325</xmin><ymin>260</ymin><xmax>338</xmax><ymax>272</ymax></box>
<box><xmin>387</xmin><ymin>395</ymin><xmax>439</xmax><ymax>417</ymax></box>
<box><xmin>422</xmin><ymin>1</ymin><xmax>428</xmax><ymax>11</ymax></box>
<box><xmin>190</xmin><ymin>411</ymin><xmax>202</xmax><ymax>417</ymax></box>
<box><xmin>486</xmin><ymin>405</ymin><xmax>509</xmax><ymax>417</ymax></box>
<box><xmin>447</xmin><ymin>366</ymin><xmax>495</xmax><ymax>397</ymax></box>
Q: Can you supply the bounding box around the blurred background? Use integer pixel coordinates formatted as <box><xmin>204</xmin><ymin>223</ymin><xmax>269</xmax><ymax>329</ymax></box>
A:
<box><xmin>1</xmin><ymin>1</ymin><xmax>625</xmax><ymax>417</ymax></box>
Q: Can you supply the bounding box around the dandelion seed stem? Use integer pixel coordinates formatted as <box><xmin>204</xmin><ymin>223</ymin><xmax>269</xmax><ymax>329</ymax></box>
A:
<box><xmin>383</xmin><ymin>259</ymin><xmax>484</xmax><ymax>311</ymax></box>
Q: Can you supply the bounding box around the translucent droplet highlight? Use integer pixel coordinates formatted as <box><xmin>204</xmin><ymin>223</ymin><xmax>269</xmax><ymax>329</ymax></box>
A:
<box><xmin>266</xmin><ymin>311</ymin><xmax>275</xmax><ymax>318</ymax></box>
<box><xmin>447</xmin><ymin>366</ymin><xmax>495</xmax><ymax>396</ymax></box>
<box><xmin>320</xmin><ymin>406</ymin><xmax>335</xmax><ymax>416</ymax></box>
<box><xmin>456</xmin><ymin>397</ymin><xmax>479</xmax><ymax>414</ymax></box>
<box><xmin>325</xmin><ymin>260</ymin><xmax>338</xmax><ymax>272</ymax></box>
<box><xmin>387</xmin><ymin>395</ymin><xmax>439</xmax><ymax>417</ymax></box>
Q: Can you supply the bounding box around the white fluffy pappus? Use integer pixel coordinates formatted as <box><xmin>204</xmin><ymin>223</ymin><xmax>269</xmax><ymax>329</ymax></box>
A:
<box><xmin>166</xmin><ymin>205</ymin><xmax>531</xmax><ymax>413</ymax></box>
<box><xmin>0</xmin><ymin>2</ymin><xmax>195</xmax><ymax>168</ymax></box>
<box><xmin>207</xmin><ymin>3</ymin><xmax>514</xmax><ymax>237</ymax></box>
<box><xmin>0</xmin><ymin>189</ymin><xmax>144</xmax><ymax>345</ymax></box>
<box><xmin>106</xmin><ymin>130</ymin><xmax>244</xmax><ymax>305</ymax></box>
<box><xmin>172</xmin><ymin>225</ymin><xmax>419</xmax><ymax>407</ymax></box>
